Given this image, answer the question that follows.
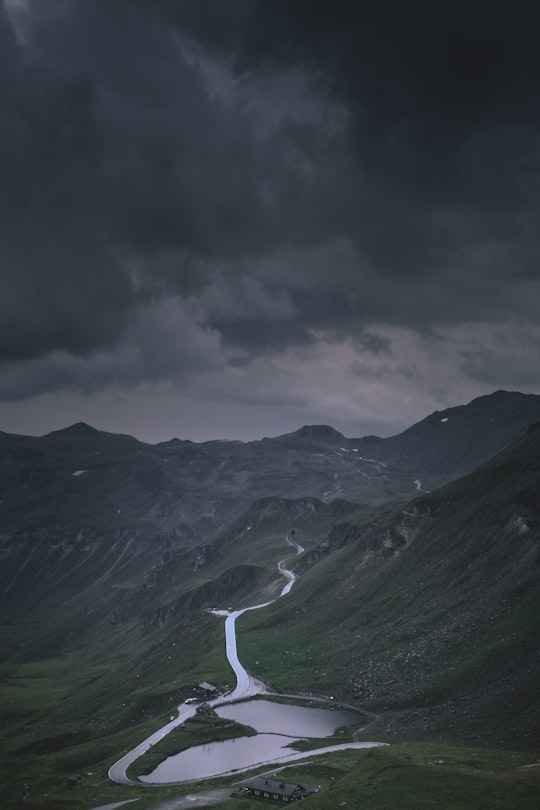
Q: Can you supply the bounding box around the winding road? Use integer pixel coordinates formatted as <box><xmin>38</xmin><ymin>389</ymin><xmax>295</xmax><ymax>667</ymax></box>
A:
<box><xmin>108</xmin><ymin>533</ymin><xmax>383</xmax><ymax>787</ymax></box>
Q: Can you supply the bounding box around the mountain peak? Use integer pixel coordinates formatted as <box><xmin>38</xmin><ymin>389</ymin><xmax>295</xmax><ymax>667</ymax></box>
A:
<box><xmin>48</xmin><ymin>422</ymin><xmax>99</xmax><ymax>436</ymax></box>
<box><xmin>296</xmin><ymin>425</ymin><xmax>344</xmax><ymax>437</ymax></box>
<box><xmin>276</xmin><ymin>424</ymin><xmax>346</xmax><ymax>443</ymax></box>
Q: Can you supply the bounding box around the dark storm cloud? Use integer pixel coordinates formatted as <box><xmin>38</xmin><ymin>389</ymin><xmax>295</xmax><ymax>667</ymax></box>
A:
<box><xmin>0</xmin><ymin>2</ymin><xmax>133</xmax><ymax>361</ymax></box>
<box><xmin>165</xmin><ymin>1</ymin><xmax>540</xmax><ymax>193</ymax></box>
<box><xmin>1</xmin><ymin>0</ymin><xmax>540</xmax><ymax>400</ymax></box>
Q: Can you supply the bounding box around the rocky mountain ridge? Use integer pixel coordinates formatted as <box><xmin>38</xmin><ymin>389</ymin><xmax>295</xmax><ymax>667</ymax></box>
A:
<box><xmin>2</xmin><ymin>390</ymin><xmax>539</xmax><ymax>626</ymax></box>
<box><xmin>2</xmin><ymin>389</ymin><xmax>539</xmax><ymax>532</ymax></box>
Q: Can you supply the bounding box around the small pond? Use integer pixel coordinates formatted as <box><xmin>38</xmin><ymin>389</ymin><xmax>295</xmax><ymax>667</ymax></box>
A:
<box><xmin>140</xmin><ymin>698</ymin><xmax>361</xmax><ymax>783</ymax></box>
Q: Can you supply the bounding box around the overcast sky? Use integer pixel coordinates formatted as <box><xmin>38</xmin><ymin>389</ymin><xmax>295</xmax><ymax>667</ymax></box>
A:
<box><xmin>1</xmin><ymin>0</ymin><xmax>539</xmax><ymax>443</ymax></box>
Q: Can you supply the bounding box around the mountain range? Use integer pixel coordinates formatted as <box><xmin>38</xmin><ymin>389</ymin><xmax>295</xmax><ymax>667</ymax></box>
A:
<box><xmin>1</xmin><ymin>389</ymin><xmax>539</xmax><ymax>809</ymax></box>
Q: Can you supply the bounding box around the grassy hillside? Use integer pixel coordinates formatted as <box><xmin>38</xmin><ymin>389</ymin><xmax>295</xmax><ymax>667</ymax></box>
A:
<box><xmin>1</xmin><ymin>399</ymin><xmax>539</xmax><ymax>808</ymax></box>
<box><xmin>238</xmin><ymin>426</ymin><xmax>540</xmax><ymax>749</ymax></box>
<box><xmin>0</xmin><ymin>494</ymin><xmax>361</xmax><ymax>807</ymax></box>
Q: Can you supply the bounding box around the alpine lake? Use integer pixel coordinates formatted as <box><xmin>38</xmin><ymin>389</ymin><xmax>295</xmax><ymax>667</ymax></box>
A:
<box><xmin>140</xmin><ymin>698</ymin><xmax>363</xmax><ymax>783</ymax></box>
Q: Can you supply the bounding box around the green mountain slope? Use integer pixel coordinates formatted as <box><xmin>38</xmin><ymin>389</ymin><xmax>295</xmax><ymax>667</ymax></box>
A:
<box><xmin>3</xmin><ymin>389</ymin><xmax>536</xmax><ymax>624</ymax></box>
<box><xmin>239</xmin><ymin>424</ymin><xmax>540</xmax><ymax>748</ymax></box>
<box><xmin>1</xmin><ymin>392</ymin><xmax>540</xmax><ymax>808</ymax></box>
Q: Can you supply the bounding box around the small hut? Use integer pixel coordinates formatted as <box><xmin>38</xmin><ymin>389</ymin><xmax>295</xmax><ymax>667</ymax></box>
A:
<box><xmin>198</xmin><ymin>680</ymin><xmax>217</xmax><ymax>695</ymax></box>
<box><xmin>241</xmin><ymin>776</ymin><xmax>318</xmax><ymax>802</ymax></box>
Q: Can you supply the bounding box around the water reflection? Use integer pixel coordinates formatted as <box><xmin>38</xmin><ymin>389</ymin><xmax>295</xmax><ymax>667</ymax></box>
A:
<box><xmin>217</xmin><ymin>699</ymin><xmax>360</xmax><ymax>737</ymax></box>
<box><xmin>140</xmin><ymin>733</ymin><xmax>297</xmax><ymax>783</ymax></box>
<box><xmin>140</xmin><ymin>698</ymin><xmax>362</xmax><ymax>784</ymax></box>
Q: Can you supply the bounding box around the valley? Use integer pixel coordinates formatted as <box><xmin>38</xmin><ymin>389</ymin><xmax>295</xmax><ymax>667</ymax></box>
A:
<box><xmin>1</xmin><ymin>390</ymin><xmax>539</xmax><ymax>808</ymax></box>
<box><xmin>109</xmin><ymin>535</ymin><xmax>383</xmax><ymax>787</ymax></box>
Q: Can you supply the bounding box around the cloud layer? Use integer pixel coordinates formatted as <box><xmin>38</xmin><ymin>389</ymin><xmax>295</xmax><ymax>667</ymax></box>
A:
<box><xmin>1</xmin><ymin>0</ymin><xmax>539</xmax><ymax>440</ymax></box>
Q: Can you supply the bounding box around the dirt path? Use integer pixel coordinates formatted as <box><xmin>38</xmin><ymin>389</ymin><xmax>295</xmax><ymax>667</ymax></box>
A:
<box><xmin>91</xmin><ymin>790</ymin><xmax>232</xmax><ymax>810</ymax></box>
<box><xmin>141</xmin><ymin>789</ymin><xmax>232</xmax><ymax>809</ymax></box>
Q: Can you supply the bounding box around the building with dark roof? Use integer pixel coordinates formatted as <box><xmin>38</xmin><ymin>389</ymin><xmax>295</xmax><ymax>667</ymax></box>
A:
<box><xmin>198</xmin><ymin>680</ymin><xmax>216</xmax><ymax>693</ymax></box>
<box><xmin>241</xmin><ymin>776</ymin><xmax>319</xmax><ymax>802</ymax></box>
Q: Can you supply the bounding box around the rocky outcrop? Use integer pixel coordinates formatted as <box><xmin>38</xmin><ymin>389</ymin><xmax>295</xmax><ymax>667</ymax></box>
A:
<box><xmin>142</xmin><ymin>564</ymin><xmax>262</xmax><ymax>630</ymax></box>
<box><xmin>107</xmin><ymin>558</ymin><xmax>263</xmax><ymax>629</ymax></box>
<box><xmin>296</xmin><ymin>498</ymin><xmax>434</xmax><ymax>574</ymax></box>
